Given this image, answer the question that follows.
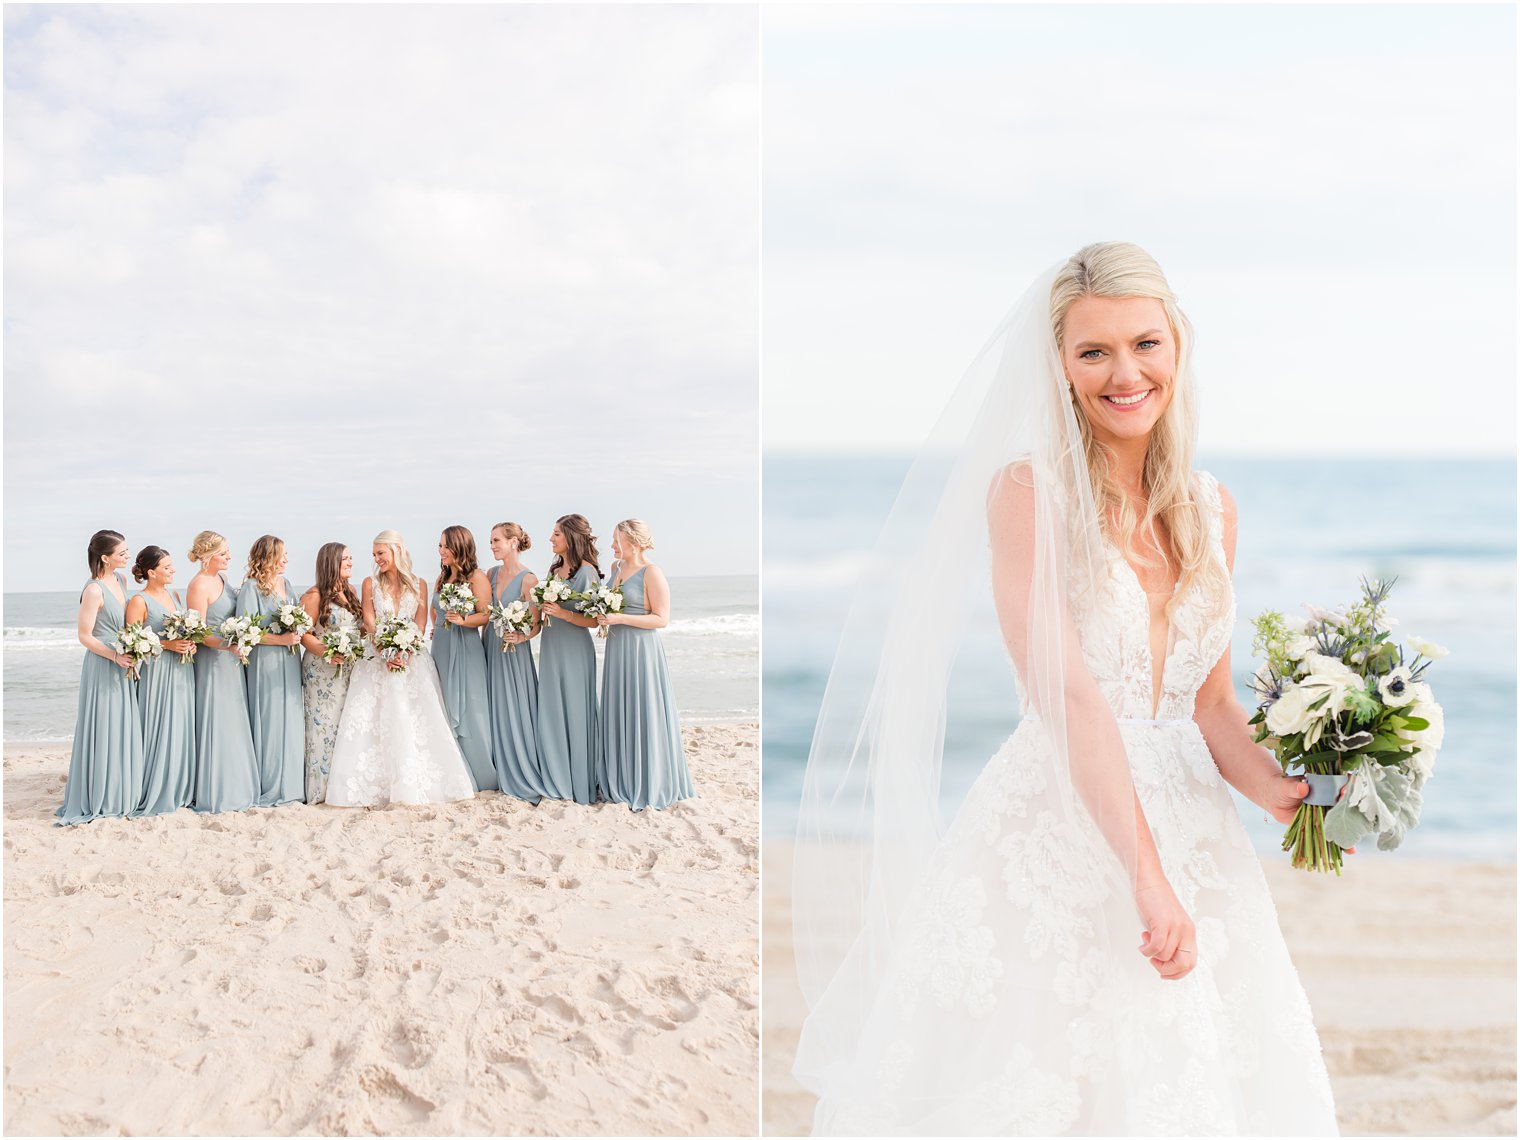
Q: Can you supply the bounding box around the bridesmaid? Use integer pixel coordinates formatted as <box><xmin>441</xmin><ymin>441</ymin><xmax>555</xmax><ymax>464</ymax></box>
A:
<box><xmin>56</xmin><ymin>530</ymin><xmax>147</xmax><ymax>824</ymax></box>
<box><xmin>185</xmin><ymin>530</ymin><xmax>260</xmax><ymax>813</ymax></box>
<box><xmin>595</xmin><ymin>520</ymin><xmax>693</xmax><ymax>809</ymax></box>
<box><xmin>123</xmin><ymin>546</ymin><xmax>197</xmax><ymax>815</ymax></box>
<box><xmin>484</xmin><ymin>521</ymin><xmax>546</xmax><ymax>803</ymax></box>
<box><xmin>298</xmin><ymin>542</ymin><xmax>362</xmax><ymax>804</ymax></box>
<box><xmin>237</xmin><ymin>535</ymin><xmax>305</xmax><ymax>806</ymax></box>
<box><xmin>536</xmin><ymin>513</ymin><xmax>602</xmax><ymax>804</ymax></box>
<box><xmin>431</xmin><ymin>525</ymin><xmax>498</xmax><ymax>793</ymax></box>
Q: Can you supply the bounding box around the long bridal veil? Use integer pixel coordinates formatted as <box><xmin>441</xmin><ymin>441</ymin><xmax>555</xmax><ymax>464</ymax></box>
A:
<box><xmin>792</xmin><ymin>258</ymin><xmax>1193</xmax><ymax>1100</ymax></box>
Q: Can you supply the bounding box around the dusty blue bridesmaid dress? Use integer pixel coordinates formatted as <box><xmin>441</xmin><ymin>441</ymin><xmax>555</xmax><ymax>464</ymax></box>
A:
<box><xmin>192</xmin><ymin>574</ymin><xmax>261</xmax><ymax>813</ymax></box>
<box><xmin>431</xmin><ymin>581</ymin><xmax>498</xmax><ymax>793</ymax></box>
<box><xmin>56</xmin><ymin>574</ymin><xmax>146</xmax><ymax>824</ymax></box>
<box><xmin>596</xmin><ymin>565</ymin><xmax>693</xmax><ymax>810</ymax></box>
<box><xmin>483</xmin><ymin>566</ymin><xmax>545</xmax><ymax>803</ymax></box>
<box><xmin>535</xmin><ymin>563</ymin><xmax>600</xmax><ymax>804</ymax></box>
<box><xmin>135</xmin><ymin>590</ymin><xmax>196</xmax><ymax>815</ymax></box>
<box><xmin>237</xmin><ymin>576</ymin><xmax>306</xmax><ymax>806</ymax></box>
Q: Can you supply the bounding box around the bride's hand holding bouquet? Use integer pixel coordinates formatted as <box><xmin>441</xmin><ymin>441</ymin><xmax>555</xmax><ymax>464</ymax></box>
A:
<box><xmin>374</xmin><ymin>615</ymin><xmax>425</xmax><ymax>673</ymax></box>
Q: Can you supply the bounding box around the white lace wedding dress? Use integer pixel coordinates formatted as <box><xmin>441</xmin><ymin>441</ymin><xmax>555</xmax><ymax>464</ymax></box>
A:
<box><xmin>324</xmin><ymin>581</ymin><xmax>476</xmax><ymax>807</ymax></box>
<box><xmin>810</xmin><ymin>473</ymin><xmax>1338</xmax><ymax>1136</ymax></box>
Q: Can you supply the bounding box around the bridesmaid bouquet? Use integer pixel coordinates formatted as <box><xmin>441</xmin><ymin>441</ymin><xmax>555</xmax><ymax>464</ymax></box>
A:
<box><xmin>438</xmin><ymin>582</ymin><xmax>478</xmax><ymax>625</ymax></box>
<box><xmin>160</xmin><ymin>609</ymin><xmax>211</xmax><ymax>665</ymax></box>
<box><xmin>532</xmin><ymin>576</ymin><xmax>575</xmax><ymax>627</ymax></box>
<box><xmin>114</xmin><ymin>621</ymin><xmax>163</xmax><ymax>680</ymax></box>
<box><xmin>576</xmin><ymin>582</ymin><xmax>625</xmax><ymax>638</ymax></box>
<box><xmin>320</xmin><ymin>616</ymin><xmax>367</xmax><ymax>676</ymax></box>
<box><xmin>218</xmin><ymin>614</ymin><xmax>264</xmax><ymax>666</ymax></box>
<box><xmin>488</xmin><ymin>599</ymin><xmax>533</xmax><ymax>653</ymax></box>
<box><xmin>269</xmin><ymin>600</ymin><xmax>314</xmax><ymax>655</ymax></box>
<box><xmin>374</xmin><ymin>616</ymin><xmax>425</xmax><ymax>673</ymax></box>
<box><xmin>1249</xmin><ymin>577</ymin><xmax>1446</xmax><ymax>874</ymax></box>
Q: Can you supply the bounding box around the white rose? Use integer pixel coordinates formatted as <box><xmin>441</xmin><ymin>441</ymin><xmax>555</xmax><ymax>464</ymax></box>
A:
<box><xmin>1408</xmin><ymin>636</ymin><xmax>1449</xmax><ymax>661</ymax></box>
<box><xmin>1301</xmin><ymin>653</ymin><xmax>1361</xmax><ymax>685</ymax></box>
<box><xmin>1265</xmin><ymin>683</ymin><xmax>1322</xmax><ymax>737</ymax></box>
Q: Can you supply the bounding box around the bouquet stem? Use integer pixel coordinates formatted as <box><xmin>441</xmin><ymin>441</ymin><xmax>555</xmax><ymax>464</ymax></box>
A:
<box><xmin>1281</xmin><ymin>762</ymin><xmax>1345</xmax><ymax>875</ymax></box>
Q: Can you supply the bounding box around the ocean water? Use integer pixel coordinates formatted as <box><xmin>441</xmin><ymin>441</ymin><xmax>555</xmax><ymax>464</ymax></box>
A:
<box><xmin>3</xmin><ymin>574</ymin><xmax>757</xmax><ymax>741</ymax></box>
<box><xmin>763</xmin><ymin>455</ymin><xmax>1516</xmax><ymax>861</ymax></box>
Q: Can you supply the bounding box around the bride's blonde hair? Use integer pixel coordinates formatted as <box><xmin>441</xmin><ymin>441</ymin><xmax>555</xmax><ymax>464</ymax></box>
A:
<box><xmin>1050</xmin><ymin>241</ymin><xmax>1224</xmax><ymax>613</ymax></box>
<box><xmin>372</xmin><ymin>529</ymin><xmax>421</xmax><ymax>599</ymax></box>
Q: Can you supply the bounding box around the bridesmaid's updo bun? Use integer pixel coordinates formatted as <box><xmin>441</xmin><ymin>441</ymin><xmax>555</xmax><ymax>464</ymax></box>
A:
<box><xmin>615</xmin><ymin>519</ymin><xmax>655</xmax><ymax>551</ymax></box>
<box><xmin>87</xmin><ymin>530</ymin><xmax>126</xmax><ymax>578</ymax></box>
<box><xmin>188</xmin><ymin>530</ymin><xmax>226</xmax><ymax>565</ymax></box>
<box><xmin>132</xmin><ymin>546</ymin><xmax>169</xmax><ymax>584</ymax></box>
<box><xmin>493</xmin><ymin>522</ymin><xmax>531</xmax><ymax>553</ymax></box>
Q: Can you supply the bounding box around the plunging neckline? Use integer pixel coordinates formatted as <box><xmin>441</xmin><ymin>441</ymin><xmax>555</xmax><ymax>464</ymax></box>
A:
<box><xmin>376</xmin><ymin>576</ymin><xmax>406</xmax><ymax>619</ymax></box>
<box><xmin>612</xmin><ymin>563</ymin><xmax>647</xmax><ymax>591</ymax></box>
<box><xmin>94</xmin><ymin>574</ymin><xmax>126</xmax><ymax>608</ymax></box>
<box><xmin>493</xmin><ymin>565</ymin><xmax>528</xmax><ymax>603</ymax></box>
<box><xmin>1107</xmin><ymin>545</ymin><xmax>1181</xmax><ymax>720</ymax></box>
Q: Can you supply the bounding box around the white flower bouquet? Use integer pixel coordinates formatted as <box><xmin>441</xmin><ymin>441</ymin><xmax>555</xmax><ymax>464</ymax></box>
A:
<box><xmin>488</xmin><ymin>599</ymin><xmax>534</xmax><ymax>653</ymax></box>
<box><xmin>218</xmin><ymin>614</ymin><xmax>264</xmax><ymax>666</ymax></box>
<box><xmin>114</xmin><ymin>621</ymin><xmax>163</xmax><ymax>680</ymax></box>
<box><xmin>1250</xmin><ymin>577</ymin><xmax>1446</xmax><ymax>874</ymax></box>
<box><xmin>159</xmin><ymin>608</ymin><xmax>211</xmax><ymax>665</ymax></box>
<box><xmin>575</xmin><ymin>581</ymin><xmax>625</xmax><ymax>638</ymax></box>
<box><xmin>438</xmin><ymin>582</ymin><xmax>478</xmax><ymax>625</ymax></box>
<box><xmin>531</xmin><ymin>575</ymin><xmax>575</xmax><ymax>627</ymax></box>
<box><xmin>320</xmin><ymin>614</ymin><xmax>367</xmax><ymax>675</ymax></box>
<box><xmin>268</xmin><ymin>599</ymin><xmax>315</xmax><ymax>655</ymax></box>
<box><xmin>374</xmin><ymin>616</ymin><xmax>425</xmax><ymax>673</ymax></box>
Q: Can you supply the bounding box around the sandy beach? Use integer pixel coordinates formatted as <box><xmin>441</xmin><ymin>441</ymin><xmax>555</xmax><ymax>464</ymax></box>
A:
<box><xmin>4</xmin><ymin>724</ymin><xmax>758</xmax><ymax>1137</ymax></box>
<box><xmin>763</xmin><ymin>841</ymin><xmax>1516</xmax><ymax>1137</ymax></box>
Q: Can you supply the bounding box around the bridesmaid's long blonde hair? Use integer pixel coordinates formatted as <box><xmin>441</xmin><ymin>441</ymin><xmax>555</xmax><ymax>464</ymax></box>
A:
<box><xmin>1050</xmin><ymin>241</ymin><xmax>1224</xmax><ymax>613</ymax></box>
<box><xmin>245</xmin><ymin>535</ymin><xmax>286</xmax><ymax>596</ymax></box>
<box><xmin>372</xmin><ymin>529</ymin><xmax>421</xmax><ymax>599</ymax></box>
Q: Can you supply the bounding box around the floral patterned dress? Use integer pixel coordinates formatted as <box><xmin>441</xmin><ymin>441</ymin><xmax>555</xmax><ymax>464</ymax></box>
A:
<box><xmin>301</xmin><ymin>602</ymin><xmax>358</xmax><ymax>804</ymax></box>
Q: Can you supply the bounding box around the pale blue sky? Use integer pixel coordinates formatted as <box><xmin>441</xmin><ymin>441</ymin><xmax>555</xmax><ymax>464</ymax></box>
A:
<box><xmin>4</xmin><ymin>4</ymin><xmax>758</xmax><ymax>593</ymax></box>
<box><xmin>764</xmin><ymin>3</ymin><xmax>1516</xmax><ymax>455</ymax></box>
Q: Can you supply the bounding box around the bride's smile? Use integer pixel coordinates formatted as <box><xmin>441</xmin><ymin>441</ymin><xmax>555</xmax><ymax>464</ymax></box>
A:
<box><xmin>1062</xmin><ymin>294</ymin><xmax>1176</xmax><ymax>449</ymax></box>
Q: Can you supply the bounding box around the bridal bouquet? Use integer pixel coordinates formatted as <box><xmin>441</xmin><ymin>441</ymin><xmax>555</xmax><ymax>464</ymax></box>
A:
<box><xmin>217</xmin><ymin>614</ymin><xmax>264</xmax><ymax>666</ymax></box>
<box><xmin>268</xmin><ymin>599</ymin><xmax>314</xmax><ymax>655</ymax></box>
<box><xmin>576</xmin><ymin>581</ymin><xmax>625</xmax><ymax>638</ymax></box>
<box><xmin>374</xmin><ymin>616</ymin><xmax>425</xmax><ymax>673</ymax></box>
<box><xmin>438</xmin><ymin>582</ymin><xmax>478</xmax><ymax>625</ymax></box>
<box><xmin>1249</xmin><ymin>577</ymin><xmax>1446</xmax><ymax>874</ymax></box>
<box><xmin>114</xmin><ymin>621</ymin><xmax>163</xmax><ymax>680</ymax></box>
<box><xmin>532</xmin><ymin>575</ymin><xmax>575</xmax><ymax>626</ymax></box>
<box><xmin>159</xmin><ymin>608</ymin><xmax>211</xmax><ymax>665</ymax></box>
<box><xmin>320</xmin><ymin>615</ymin><xmax>367</xmax><ymax>675</ymax></box>
<box><xmin>488</xmin><ymin>599</ymin><xmax>533</xmax><ymax>653</ymax></box>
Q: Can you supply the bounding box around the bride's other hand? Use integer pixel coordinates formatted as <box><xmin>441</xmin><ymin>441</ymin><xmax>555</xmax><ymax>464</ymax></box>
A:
<box><xmin>1134</xmin><ymin>880</ymin><xmax>1196</xmax><ymax>981</ymax></box>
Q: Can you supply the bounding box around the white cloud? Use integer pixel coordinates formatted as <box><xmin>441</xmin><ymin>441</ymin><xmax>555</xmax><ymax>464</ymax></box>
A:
<box><xmin>5</xmin><ymin>5</ymin><xmax>759</xmax><ymax>590</ymax></box>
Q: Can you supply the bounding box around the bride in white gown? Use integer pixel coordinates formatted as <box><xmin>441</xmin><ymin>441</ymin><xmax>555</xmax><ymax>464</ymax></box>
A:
<box><xmin>325</xmin><ymin>530</ymin><xmax>476</xmax><ymax>807</ymax></box>
<box><xmin>793</xmin><ymin>244</ymin><xmax>1338</xmax><ymax>1135</ymax></box>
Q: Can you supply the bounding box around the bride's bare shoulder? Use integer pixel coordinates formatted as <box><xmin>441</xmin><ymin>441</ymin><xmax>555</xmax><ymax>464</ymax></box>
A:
<box><xmin>987</xmin><ymin>461</ymin><xmax>1037</xmax><ymax>539</ymax></box>
<box><xmin>987</xmin><ymin>461</ymin><xmax>1036</xmax><ymax>511</ymax></box>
